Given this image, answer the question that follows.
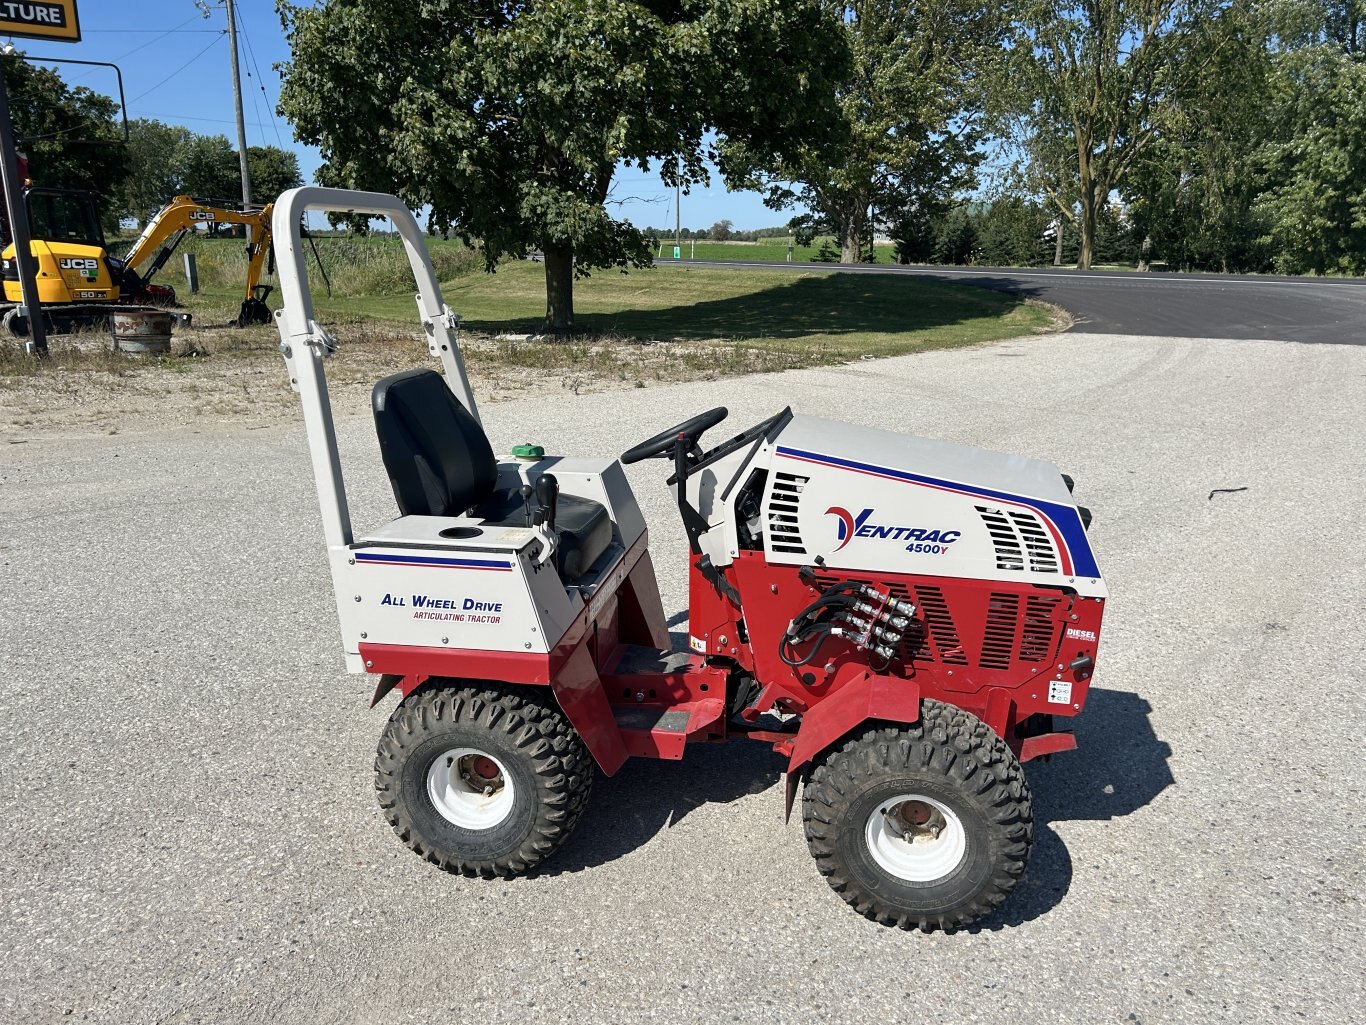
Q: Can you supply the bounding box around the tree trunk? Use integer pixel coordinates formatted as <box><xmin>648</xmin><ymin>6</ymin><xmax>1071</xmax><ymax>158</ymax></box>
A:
<box><xmin>840</xmin><ymin>203</ymin><xmax>867</xmax><ymax>264</ymax></box>
<box><xmin>543</xmin><ymin>245</ymin><xmax>574</xmax><ymax>333</ymax></box>
<box><xmin>1077</xmin><ymin>185</ymin><xmax>1098</xmax><ymax>270</ymax></box>
<box><xmin>1053</xmin><ymin>224</ymin><xmax>1064</xmax><ymax>266</ymax></box>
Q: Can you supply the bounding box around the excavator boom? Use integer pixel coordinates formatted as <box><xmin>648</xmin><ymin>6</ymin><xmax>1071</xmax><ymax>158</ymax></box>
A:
<box><xmin>122</xmin><ymin>195</ymin><xmax>274</xmax><ymax>310</ymax></box>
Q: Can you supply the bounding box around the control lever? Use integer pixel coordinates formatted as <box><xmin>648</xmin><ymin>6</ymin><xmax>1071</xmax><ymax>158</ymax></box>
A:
<box><xmin>527</xmin><ymin>475</ymin><xmax>559</xmax><ymax>569</ymax></box>
<box><xmin>535</xmin><ymin>474</ymin><xmax>559</xmax><ymax>532</ymax></box>
<box><xmin>519</xmin><ymin>484</ymin><xmax>535</xmax><ymax>527</ymax></box>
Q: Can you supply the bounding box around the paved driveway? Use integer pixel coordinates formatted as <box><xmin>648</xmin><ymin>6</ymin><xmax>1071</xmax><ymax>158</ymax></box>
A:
<box><xmin>688</xmin><ymin>259</ymin><xmax>1366</xmax><ymax>343</ymax></box>
<box><xmin>2</xmin><ymin>332</ymin><xmax>1363</xmax><ymax>1023</ymax></box>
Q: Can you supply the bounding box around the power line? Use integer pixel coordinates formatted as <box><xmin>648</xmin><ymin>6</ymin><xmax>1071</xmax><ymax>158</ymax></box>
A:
<box><xmin>81</xmin><ymin>28</ymin><xmax>223</xmax><ymax>34</ymax></box>
<box><xmin>23</xmin><ymin>14</ymin><xmax>208</xmax><ymax>87</ymax></box>
<box><xmin>235</xmin><ymin>6</ymin><xmax>286</xmax><ymax>149</ymax></box>
<box><xmin>134</xmin><ymin>109</ymin><xmax>273</xmax><ymax>130</ymax></box>
<box><xmin>109</xmin><ymin>14</ymin><xmax>208</xmax><ymax>64</ymax></box>
<box><xmin>236</xmin><ymin>25</ymin><xmax>267</xmax><ymax>149</ymax></box>
<box><xmin>130</xmin><ymin>33</ymin><xmax>225</xmax><ymax>103</ymax></box>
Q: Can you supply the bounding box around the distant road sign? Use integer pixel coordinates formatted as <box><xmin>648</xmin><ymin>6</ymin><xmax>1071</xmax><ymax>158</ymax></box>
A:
<box><xmin>0</xmin><ymin>1</ymin><xmax>80</xmax><ymax>43</ymax></box>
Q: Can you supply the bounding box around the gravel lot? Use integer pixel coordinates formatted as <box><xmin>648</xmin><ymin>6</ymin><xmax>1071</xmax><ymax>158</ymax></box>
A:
<box><xmin>2</xmin><ymin>331</ymin><xmax>1363</xmax><ymax>1024</ymax></box>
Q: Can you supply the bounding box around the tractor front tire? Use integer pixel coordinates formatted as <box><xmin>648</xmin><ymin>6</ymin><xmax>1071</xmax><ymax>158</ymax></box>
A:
<box><xmin>375</xmin><ymin>682</ymin><xmax>592</xmax><ymax>877</ymax></box>
<box><xmin>803</xmin><ymin>700</ymin><xmax>1033</xmax><ymax>931</ymax></box>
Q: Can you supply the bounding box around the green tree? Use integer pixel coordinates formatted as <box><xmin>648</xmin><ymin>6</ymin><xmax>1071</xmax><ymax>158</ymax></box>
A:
<box><xmin>178</xmin><ymin>133</ymin><xmax>240</xmax><ymax>201</ymax></box>
<box><xmin>734</xmin><ymin>0</ymin><xmax>1006</xmax><ymax>265</ymax></box>
<box><xmin>1</xmin><ymin>53</ymin><xmax>128</xmax><ymax>223</ymax></box>
<box><xmin>1123</xmin><ymin>3</ymin><xmax>1272</xmax><ymax>271</ymax></box>
<box><xmin>976</xmin><ymin>197</ymin><xmax>1051</xmax><ymax>266</ymax></box>
<box><xmin>246</xmin><ymin>145</ymin><xmax>303</xmax><ymax>203</ymax></box>
<box><xmin>1003</xmin><ymin>0</ymin><xmax>1232</xmax><ymax>269</ymax></box>
<box><xmin>1253</xmin><ymin>0</ymin><xmax>1366</xmax><ymax>273</ymax></box>
<box><xmin>120</xmin><ymin>119</ymin><xmax>195</xmax><ymax>224</ymax></box>
<box><xmin>890</xmin><ymin>205</ymin><xmax>938</xmax><ymax>263</ymax></box>
<box><xmin>933</xmin><ymin>206</ymin><xmax>979</xmax><ymax>264</ymax></box>
<box><xmin>278</xmin><ymin>0</ymin><xmax>849</xmax><ymax>331</ymax></box>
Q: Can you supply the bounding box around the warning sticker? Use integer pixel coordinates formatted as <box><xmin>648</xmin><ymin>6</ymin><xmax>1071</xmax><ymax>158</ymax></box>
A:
<box><xmin>1048</xmin><ymin>679</ymin><xmax>1073</xmax><ymax>705</ymax></box>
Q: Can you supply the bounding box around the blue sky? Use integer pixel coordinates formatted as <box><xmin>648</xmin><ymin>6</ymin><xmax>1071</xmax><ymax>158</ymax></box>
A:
<box><xmin>9</xmin><ymin>0</ymin><xmax>793</xmax><ymax>230</ymax></box>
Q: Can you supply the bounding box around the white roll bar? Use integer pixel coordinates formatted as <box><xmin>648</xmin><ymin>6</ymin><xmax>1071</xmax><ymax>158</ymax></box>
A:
<box><xmin>272</xmin><ymin>186</ymin><xmax>477</xmax><ymax>549</ymax></box>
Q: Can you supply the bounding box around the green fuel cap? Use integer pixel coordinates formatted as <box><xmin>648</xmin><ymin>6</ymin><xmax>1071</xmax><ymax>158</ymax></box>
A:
<box><xmin>511</xmin><ymin>443</ymin><xmax>545</xmax><ymax>459</ymax></box>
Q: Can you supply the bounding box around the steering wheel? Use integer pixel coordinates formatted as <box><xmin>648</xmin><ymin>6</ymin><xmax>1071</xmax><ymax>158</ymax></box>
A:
<box><xmin>620</xmin><ymin>406</ymin><xmax>729</xmax><ymax>464</ymax></box>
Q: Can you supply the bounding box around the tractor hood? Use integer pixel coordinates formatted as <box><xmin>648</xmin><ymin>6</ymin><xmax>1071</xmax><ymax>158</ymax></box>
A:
<box><xmin>758</xmin><ymin>414</ymin><xmax>1105</xmax><ymax>598</ymax></box>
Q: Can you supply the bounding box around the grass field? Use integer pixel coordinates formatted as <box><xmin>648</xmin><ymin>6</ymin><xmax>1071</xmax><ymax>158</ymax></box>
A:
<box><xmin>144</xmin><ymin>235</ymin><xmax>1046</xmax><ymax>351</ymax></box>
<box><xmin>1</xmin><ymin>236</ymin><xmax>1060</xmax><ymax>436</ymax></box>
<box><xmin>651</xmin><ymin>237</ymin><xmax>900</xmax><ymax>264</ymax></box>
<box><xmin>164</xmin><ymin>256</ymin><xmax>1054</xmax><ymax>359</ymax></box>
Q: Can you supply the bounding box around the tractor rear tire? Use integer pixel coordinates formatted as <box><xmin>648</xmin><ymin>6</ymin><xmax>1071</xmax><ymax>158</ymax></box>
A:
<box><xmin>802</xmin><ymin>699</ymin><xmax>1033</xmax><ymax>931</ymax></box>
<box><xmin>375</xmin><ymin>682</ymin><xmax>592</xmax><ymax>877</ymax></box>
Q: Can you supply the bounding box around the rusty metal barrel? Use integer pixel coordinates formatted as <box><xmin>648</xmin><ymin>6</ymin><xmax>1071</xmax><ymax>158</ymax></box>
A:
<box><xmin>111</xmin><ymin>309</ymin><xmax>175</xmax><ymax>354</ymax></box>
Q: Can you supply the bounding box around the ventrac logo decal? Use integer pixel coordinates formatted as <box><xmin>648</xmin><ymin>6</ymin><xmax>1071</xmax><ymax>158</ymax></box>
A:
<box><xmin>826</xmin><ymin>506</ymin><xmax>962</xmax><ymax>555</ymax></box>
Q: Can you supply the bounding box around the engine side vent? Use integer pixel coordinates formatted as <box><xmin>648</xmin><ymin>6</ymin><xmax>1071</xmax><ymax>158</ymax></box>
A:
<box><xmin>980</xmin><ymin>592</ymin><xmax>1020</xmax><ymax>669</ymax></box>
<box><xmin>914</xmin><ymin>584</ymin><xmax>968</xmax><ymax>665</ymax></box>
<box><xmin>1019</xmin><ymin>594</ymin><xmax>1063</xmax><ymax>662</ymax></box>
<box><xmin>975</xmin><ymin>506</ymin><xmax>1024</xmax><ymax>571</ymax></box>
<box><xmin>975</xmin><ymin>505</ymin><xmax>1060</xmax><ymax>574</ymax></box>
<box><xmin>1009</xmin><ymin>511</ymin><xmax>1060</xmax><ymax>573</ymax></box>
<box><xmin>766</xmin><ymin>471</ymin><xmax>808</xmax><ymax>554</ymax></box>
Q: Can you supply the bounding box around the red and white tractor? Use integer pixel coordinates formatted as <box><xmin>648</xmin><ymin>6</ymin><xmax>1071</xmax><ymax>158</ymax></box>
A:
<box><xmin>274</xmin><ymin>188</ymin><xmax>1106</xmax><ymax>931</ymax></box>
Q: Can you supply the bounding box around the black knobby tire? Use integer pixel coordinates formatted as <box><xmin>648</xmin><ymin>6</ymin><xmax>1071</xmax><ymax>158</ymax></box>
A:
<box><xmin>375</xmin><ymin>682</ymin><xmax>593</xmax><ymax>877</ymax></box>
<box><xmin>802</xmin><ymin>699</ymin><xmax>1033</xmax><ymax>931</ymax></box>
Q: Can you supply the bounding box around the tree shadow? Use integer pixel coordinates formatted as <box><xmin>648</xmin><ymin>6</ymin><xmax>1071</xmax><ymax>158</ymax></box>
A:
<box><xmin>460</xmin><ymin>271</ymin><xmax>1035</xmax><ymax>342</ymax></box>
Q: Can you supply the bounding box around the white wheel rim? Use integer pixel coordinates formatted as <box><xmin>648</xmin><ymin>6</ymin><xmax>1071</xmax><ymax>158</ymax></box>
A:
<box><xmin>426</xmin><ymin>747</ymin><xmax>515</xmax><ymax>830</ymax></box>
<box><xmin>864</xmin><ymin>793</ymin><xmax>966</xmax><ymax>883</ymax></box>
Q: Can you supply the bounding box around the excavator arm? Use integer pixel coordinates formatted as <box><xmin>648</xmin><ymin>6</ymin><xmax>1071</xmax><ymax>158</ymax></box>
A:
<box><xmin>120</xmin><ymin>196</ymin><xmax>275</xmax><ymax>323</ymax></box>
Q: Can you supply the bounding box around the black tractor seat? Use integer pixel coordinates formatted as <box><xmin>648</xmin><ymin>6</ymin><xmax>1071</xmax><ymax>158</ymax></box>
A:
<box><xmin>372</xmin><ymin>369</ymin><xmax>613</xmax><ymax>580</ymax></box>
<box><xmin>470</xmin><ymin>488</ymin><xmax>612</xmax><ymax>581</ymax></box>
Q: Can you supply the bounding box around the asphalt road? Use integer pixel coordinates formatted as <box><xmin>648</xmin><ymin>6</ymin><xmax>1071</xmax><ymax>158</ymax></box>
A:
<box><xmin>685</xmin><ymin>259</ymin><xmax>1366</xmax><ymax>343</ymax></box>
<box><xmin>3</xmin><ymin>332</ymin><xmax>1364</xmax><ymax>1024</ymax></box>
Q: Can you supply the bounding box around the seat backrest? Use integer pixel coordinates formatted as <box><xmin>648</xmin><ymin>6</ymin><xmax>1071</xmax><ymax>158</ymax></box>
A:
<box><xmin>372</xmin><ymin>368</ymin><xmax>496</xmax><ymax>517</ymax></box>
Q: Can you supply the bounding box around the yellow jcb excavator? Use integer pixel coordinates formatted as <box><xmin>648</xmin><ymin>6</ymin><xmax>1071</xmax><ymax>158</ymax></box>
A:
<box><xmin>1</xmin><ymin>188</ymin><xmax>275</xmax><ymax>336</ymax></box>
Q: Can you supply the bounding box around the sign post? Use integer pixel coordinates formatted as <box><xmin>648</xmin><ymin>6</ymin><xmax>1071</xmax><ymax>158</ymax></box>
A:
<box><xmin>0</xmin><ymin>0</ymin><xmax>83</xmax><ymax>357</ymax></box>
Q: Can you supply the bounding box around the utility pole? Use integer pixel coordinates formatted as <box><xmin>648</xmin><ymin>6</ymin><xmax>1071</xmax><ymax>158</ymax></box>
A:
<box><xmin>675</xmin><ymin>179</ymin><xmax>681</xmax><ymax>260</ymax></box>
<box><xmin>223</xmin><ymin>0</ymin><xmax>252</xmax><ymax>238</ymax></box>
<box><xmin>0</xmin><ymin>54</ymin><xmax>48</xmax><ymax>357</ymax></box>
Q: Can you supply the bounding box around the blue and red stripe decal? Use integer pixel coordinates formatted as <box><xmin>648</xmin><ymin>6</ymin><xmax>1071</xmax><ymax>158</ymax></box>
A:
<box><xmin>354</xmin><ymin>552</ymin><xmax>513</xmax><ymax>571</ymax></box>
<box><xmin>775</xmin><ymin>445</ymin><xmax>1099</xmax><ymax>579</ymax></box>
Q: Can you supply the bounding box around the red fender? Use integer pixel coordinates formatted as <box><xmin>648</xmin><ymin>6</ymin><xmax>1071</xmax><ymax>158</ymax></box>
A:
<box><xmin>783</xmin><ymin>671</ymin><xmax>921</xmax><ymax>821</ymax></box>
<box><xmin>359</xmin><ymin>635</ymin><xmax>629</xmax><ymax>777</ymax></box>
<box><xmin>549</xmin><ymin>641</ymin><xmax>628</xmax><ymax>775</ymax></box>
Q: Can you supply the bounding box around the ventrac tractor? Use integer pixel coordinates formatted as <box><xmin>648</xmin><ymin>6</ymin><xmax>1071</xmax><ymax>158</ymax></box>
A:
<box><xmin>274</xmin><ymin>188</ymin><xmax>1107</xmax><ymax>931</ymax></box>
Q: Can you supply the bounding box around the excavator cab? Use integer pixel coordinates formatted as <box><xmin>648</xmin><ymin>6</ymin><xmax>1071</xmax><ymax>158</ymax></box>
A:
<box><xmin>2</xmin><ymin>187</ymin><xmax>117</xmax><ymax>307</ymax></box>
<box><xmin>25</xmin><ymin>188</ymin><xmax>105</xmax><ymax>249</ymax></box>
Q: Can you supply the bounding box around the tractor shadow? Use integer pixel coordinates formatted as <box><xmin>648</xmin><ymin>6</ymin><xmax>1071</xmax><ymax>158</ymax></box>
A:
<box><xmin>536</xmin><ymin>737</ymin><xmax>786</xmax><ymax>876</ymax></box>
<box><xmin>537</xmin><ymin>685</ymin><xmax>1173</xmax><ymax>933</ymax></box>
<box><xmin>973</xmin><ymin>686</ymin><xmax>1174</xmax><ymax>931</ymax></box>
